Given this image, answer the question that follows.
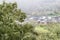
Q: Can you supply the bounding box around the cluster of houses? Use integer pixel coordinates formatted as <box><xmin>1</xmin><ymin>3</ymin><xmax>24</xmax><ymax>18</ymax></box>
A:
<box><xmin>25</xmin><ymin>16</ymin><xmax>60</xmax><ymax>24</ymax></box>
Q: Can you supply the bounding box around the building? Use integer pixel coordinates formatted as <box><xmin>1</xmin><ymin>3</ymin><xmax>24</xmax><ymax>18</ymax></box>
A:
<box><xmin>24</xmin><ymin>16</ymin><xmax>60</xmax><ymax>25</ymax></box>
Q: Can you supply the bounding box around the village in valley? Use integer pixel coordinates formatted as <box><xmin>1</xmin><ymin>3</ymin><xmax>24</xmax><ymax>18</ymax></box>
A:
<box><xmin>23</xmin><ymin>8</ymin><xmax>60</xmax><ymax>24</ymax></box>
<box><xmin>24</xmin><ymin>16</ymin><xmax>60</xmax><ymax>24</ymax></box>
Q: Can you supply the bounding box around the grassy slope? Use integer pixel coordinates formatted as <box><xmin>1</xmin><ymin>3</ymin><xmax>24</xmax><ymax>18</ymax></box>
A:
<box><xmin>33</xmin><ymin>23</ymin><xmax>60</xmax><ymax>40</ymax></box>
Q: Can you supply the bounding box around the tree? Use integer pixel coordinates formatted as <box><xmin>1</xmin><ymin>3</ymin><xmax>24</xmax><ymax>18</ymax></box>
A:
<box><xmin>0</xmin><ymin>2</ymin><xmax>26</xmax><ymax>22</ymax></box>
<box><xmin>0</xmin><ymin>2</ymin><xmax>27</xmax><ymax>40</ymax></box>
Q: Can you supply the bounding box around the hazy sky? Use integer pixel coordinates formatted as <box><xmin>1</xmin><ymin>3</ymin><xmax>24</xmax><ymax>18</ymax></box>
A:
<box><xmin>0</xmin><ymin>0</ymin><xmax>60</xmax><ymax>13</ymax></box>
<box><xmin>0</xmin><ymin>0</ymin><xmax>60</xmax><ymax>8</ymax></box>
<box><xmin>19</xmin><ymin>0</ymin><xmax>60</xmax><ymax>13</ymax></box>
<box><xmin>19</xmin><ymin>0</ymin><xmax>60</xmax><ymax>8</ymax></box>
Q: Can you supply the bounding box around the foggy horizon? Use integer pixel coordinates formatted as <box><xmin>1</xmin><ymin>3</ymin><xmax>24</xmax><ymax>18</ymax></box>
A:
<box><xmin>0</xmin><ymin>0</ymin><xmax>60</xmax><ymax>14</ymax></box>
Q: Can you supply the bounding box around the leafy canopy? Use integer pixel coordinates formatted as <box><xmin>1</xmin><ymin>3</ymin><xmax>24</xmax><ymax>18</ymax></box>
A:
<box><xmin>0</xmin><ymin>2</ymin><xmax>26</xmax><ymax>23</ymax></box>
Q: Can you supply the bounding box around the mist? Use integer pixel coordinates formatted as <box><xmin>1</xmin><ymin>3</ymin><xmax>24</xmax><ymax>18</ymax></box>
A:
<box><xmin>0</xmin><ymin>0</ymin><xmax>60</xmax><ymax>14</ymax></box>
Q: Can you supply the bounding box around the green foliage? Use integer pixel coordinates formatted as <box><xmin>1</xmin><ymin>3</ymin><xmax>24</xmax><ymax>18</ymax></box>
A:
<box><xmin>0</xmin><ymin>23</ymin><xmax>36</xmax><ymax>40</ymax></box>
<box><xmin>0</xmin><ymin>2</ymin><xmax>26</xmax><ymax>22</ymax></box>
<box><xmin>33</xmin><ymin>23</ymin><xmax>60</xmax><ymax>40</ymax></box>
<box><xmin>0</xmin><ymin>2</ymin><xmax>32</xmax><ymax>40</ymax></box>
<box><xmin>0</xmin><ymin>1</ymin><xmax>60</xmax><ymax>40</ymax></box>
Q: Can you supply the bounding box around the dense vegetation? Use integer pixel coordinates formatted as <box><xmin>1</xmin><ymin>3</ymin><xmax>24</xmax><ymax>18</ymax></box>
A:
<box><xmin>0</xmin><ymin>2</ymin><xmax>60</xmax><ymax>40</ymax></box>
